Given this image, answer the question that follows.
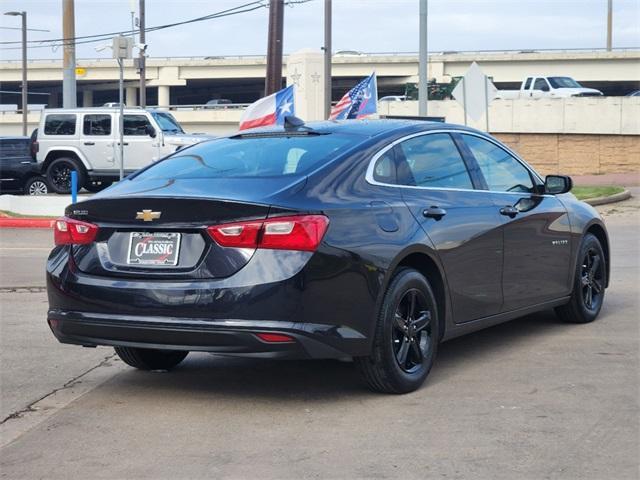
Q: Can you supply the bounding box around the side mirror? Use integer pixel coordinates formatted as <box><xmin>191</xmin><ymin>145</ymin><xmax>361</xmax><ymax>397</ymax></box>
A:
<box><xmin>145</xmin><ymin>125</ymin><xmax>157</xmax><ymax>138</ymax></box>
<box><xmin>545</xmin><ymin>175</ymin><xmax>572</xmax><ymax>195</ymax></box>
<box><xmin>541</xmin><ymin>84</ymin><xmax>550</xmax><ymax>92</ymax></box>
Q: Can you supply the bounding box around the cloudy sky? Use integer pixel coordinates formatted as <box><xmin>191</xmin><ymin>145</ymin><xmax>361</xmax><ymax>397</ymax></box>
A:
<box><xmin>0</xmin><ymin>0</ymin><xmax>638</xmax><ymax>61</ymax></box>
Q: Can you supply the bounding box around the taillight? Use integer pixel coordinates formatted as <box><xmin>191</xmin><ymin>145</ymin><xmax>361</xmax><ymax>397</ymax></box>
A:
<box><xmin>207</xmin><ymin>215</ymin><xmax>329</xmax><ymax>252</ymax></box>
<box><xmin>30</xmin><ymin>140</ymin><xmax>38</xmax><ymax>160</ymax></box>
<box><xmin>54</xmin><ymin>217</ymin><xmax>99</xmax><ymax>245</ymax></box>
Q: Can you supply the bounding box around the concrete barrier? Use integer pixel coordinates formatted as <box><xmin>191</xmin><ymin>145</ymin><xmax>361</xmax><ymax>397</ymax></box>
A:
<box><xmin>0</xmin><ymin>194</ymin><xmax>75</xmax><ymax>217</ymax></box>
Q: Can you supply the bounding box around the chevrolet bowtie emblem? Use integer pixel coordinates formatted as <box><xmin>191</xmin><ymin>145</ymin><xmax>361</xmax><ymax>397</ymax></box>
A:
<box><xmin>136</xmin><ymin>209</ymin><xmax>161</xmax><ymax>222</ymax></box>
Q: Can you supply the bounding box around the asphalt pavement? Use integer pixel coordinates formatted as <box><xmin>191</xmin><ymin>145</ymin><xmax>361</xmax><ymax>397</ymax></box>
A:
<box><xmin>0</xmin><ymin>194</ymin><xmax>638</xmax><ymax>479</ymax></box>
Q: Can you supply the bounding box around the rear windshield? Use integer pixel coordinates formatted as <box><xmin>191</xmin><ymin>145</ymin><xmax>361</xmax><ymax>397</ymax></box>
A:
<box><xmin>0</xmin><ymin>138</ymin><xmax>30</xmax><ymax>157</ymax></box>
<box><xmin>133</xmin><ymin>133</ymin><xmax>363</xmax><ymax>180</ymax></box>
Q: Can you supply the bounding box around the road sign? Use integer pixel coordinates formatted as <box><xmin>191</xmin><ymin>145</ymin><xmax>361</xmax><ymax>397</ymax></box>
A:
<box><xmin>451</xmin><ymin>62</ymin><xmax>497</xmax><ymax>128</ymax></box>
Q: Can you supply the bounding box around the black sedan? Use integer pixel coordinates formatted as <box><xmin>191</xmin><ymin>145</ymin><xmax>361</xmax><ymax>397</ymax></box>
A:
<box><xmin>46</xmin><ymin>119</ymin><xmax>609</xmax><ymax>393</ymax></box>
<box><xmin>0</xmin><ymin>136</ymin><xmax>49</xmax><ymax>195</ymax></box>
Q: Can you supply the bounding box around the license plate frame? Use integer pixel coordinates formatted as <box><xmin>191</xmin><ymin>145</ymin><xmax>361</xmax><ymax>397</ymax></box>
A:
<box><xmin>127</xmin><ymin>232</ymin><xmax>181</xmax><ymax>266</ymax></box>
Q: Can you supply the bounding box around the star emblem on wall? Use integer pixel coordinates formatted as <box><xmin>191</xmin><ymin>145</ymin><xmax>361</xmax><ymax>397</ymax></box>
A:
<box><xmin>290</xmin><ymin>69</ymin><xmax>302</xmax><ymax>86</ymax></box>
<box><xmin>311</xmin><ymin>72</ymin><xmax>321</xmax><ymax>83</ymax></box>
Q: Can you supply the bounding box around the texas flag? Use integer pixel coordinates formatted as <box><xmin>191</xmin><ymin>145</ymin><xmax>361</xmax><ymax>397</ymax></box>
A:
<box><xmin>238</xmin><ymin>85</ymin><xmax>295</xmax><ymax>131</ymax></box>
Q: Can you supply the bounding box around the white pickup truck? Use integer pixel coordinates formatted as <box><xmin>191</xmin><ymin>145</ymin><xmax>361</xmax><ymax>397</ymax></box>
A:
<box><xmin>495</xmin><ymin>76</ymin><xmax>603</xmax><ymax>100</ymax></box>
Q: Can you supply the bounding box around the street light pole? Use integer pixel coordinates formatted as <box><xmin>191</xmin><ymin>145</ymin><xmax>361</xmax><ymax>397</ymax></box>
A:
<box><xmin>418</xmin><ymin>0</ymin><xmax>428</xmax><ymax>117</ymax></box>
<box><xmin>62</xmin><ymin>0</ymin><xmax>77</xmax><ymax>108</ymax></box>
<box><xmin>606</xmin><ymin>0</ymin><xmax>613</xmax><ymax>51</ymax></box>
<box><xmin>4</xmin><ymin>11</ymin><xmax>27</xmax><ymax>135</ymax></box>
<box><xmin>138</xmin><ymin>0</ymin><xmax>146</xmax><ymax>108</ymax></box>
<box><xmin>323</xmin><ymin>0</ymin><xmax>332</xmax><ymax>119</ymax></box>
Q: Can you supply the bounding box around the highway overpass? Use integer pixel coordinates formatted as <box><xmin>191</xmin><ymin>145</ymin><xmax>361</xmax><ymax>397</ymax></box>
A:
<box><xmin>0</xmin><ymin>48</ymin><xmax>638</xmax><ymax>107</ymax></box>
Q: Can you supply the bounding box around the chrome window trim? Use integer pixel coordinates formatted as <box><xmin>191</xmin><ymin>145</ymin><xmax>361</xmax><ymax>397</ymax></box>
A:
<box><xmin>364</xmin><ymin>128</ymin><xmax>549</xmax><ymax>197</ymax></box>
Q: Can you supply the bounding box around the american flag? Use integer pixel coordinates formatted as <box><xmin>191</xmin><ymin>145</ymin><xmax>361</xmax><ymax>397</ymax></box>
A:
<box><xmin>329</xmin><ymin>73</ymin><xmax>378</xmax><ymax>120</ymax></box>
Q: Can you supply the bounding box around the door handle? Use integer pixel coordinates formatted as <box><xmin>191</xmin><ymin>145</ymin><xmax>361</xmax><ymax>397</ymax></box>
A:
<box><xmin>499</xmin><ymin>206</ymin><xmax>519</xmax><ymax>218</ymax></box>
<box><xmin>423</xmin><ymin>206</ymin><xmax>447</xmax><ymax>220</ymax></box>
<box><xmin>83</xmin><ymin>141</ymin><xmax>95</xmax><ymax>146</ymax></box>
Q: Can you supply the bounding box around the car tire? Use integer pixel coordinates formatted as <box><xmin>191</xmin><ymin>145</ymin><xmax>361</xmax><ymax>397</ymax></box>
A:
<box><xmin>555</xmin><ymin>233</ymin><xmax>606</xmax><ymax>324</ymax></box>
<box><xmin>114</xmin><ymin>346</ymin><xmax>188</xmax><ymax>371</ymax></box>
<box><xmin>24</xmin><ymin>176</ymin><xmax>49</xmax><ymax>196</ymax></box>
<box><xmin>85</xmin><ymin>181</ymin><xmax>113</xmax><ymax>193</ymax></box>
<box><xmin>355</xmin><ymin>268</ymin><xmax>439</xmax><ymax>394</ymax></box>
<box><xmin>46</xmin><ymin>157</ymin><xmax>87</xmax><ymax>194</ymax></box>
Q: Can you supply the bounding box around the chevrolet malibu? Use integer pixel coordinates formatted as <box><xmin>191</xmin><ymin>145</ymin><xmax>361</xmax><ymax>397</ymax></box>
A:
<box><xmin>46</xmin><ymin>119</ymin><xmax>609</xmax><ymax>393</ymax></box>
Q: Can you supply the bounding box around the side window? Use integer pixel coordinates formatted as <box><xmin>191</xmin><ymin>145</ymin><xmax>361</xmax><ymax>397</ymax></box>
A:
<box><xmin>395</xmin><ymin>133</ymin><xmax>473</xmax><ymax>189</ymax></box>
<box><xmin>523</xmin><ymin>77</ymin><xmax>532</xmax><ymax>90</ymax></box>
<box><xmin>463</xmin><ymin>135</ymin><xmax>534</xmax><ymax>193</ymax></box>
<box><xmin>372</xmin><ymin>149</ymin><xmax>396</xmax><ymax>184</ymax></box>
<box><xmin>83</xmin><ymin>114</ymin><xmax>111</xmax><ymax>136</ymax></box>
<box><xmin>534</xmin><ymin>78</ymin><xmax>549</xmax><ymax>91</ymax></box>
<box><xmin>123</xmin><ymin>115</ymin><xmax>152</xmax><ymax>136</ymax></box>
<box><xmin>44</xmin><ymin>114</ymin><xmax>76</xmax><ymax>135</ymax></box>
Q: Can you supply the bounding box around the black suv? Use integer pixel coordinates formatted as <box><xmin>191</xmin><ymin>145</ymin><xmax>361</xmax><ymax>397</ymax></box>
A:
<box><xmin>0</xmin><ymin>135</ymin><xmax>49</xmax><ymax>195</ymax></box>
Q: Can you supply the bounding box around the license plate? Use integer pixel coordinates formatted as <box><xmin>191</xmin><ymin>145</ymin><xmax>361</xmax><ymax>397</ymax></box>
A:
<box><xmin>127</xmin><ymin>232</ymin><xmax>181</xmax><ymax>266</ymax></box>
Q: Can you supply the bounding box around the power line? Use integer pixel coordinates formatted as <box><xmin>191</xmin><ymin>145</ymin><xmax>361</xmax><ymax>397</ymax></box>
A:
<box><xmin>0</xmin><ymin>0</ymin><xmax>313</xmax><ymax>50</ymax></box>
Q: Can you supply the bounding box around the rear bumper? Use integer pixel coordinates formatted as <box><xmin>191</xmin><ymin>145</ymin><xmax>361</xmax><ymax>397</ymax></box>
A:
<box><xmin>47</xmin><ymin>311</ymin><xmax>355</xmax><ymax>359</ymax></box>
<box><xmin>46</xmin><ymin>246</ymin><xmax>373</xmax><ymax>359</ymax></box>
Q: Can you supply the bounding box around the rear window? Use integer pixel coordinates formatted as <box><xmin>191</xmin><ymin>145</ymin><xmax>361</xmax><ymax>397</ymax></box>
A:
<box><xmin>44</xmin><ymin>114</ymin><xmax>76</xmax><ymax>135</ymax></box>
<box><xmin>133</xmin><ymin>134</ymin><xmax>362</xmax><ymax>180</ymax></box>
<box><xmin>0</xmin><ymin>138</ymin><xmax>30</xmax><ymax>158</ymax></box>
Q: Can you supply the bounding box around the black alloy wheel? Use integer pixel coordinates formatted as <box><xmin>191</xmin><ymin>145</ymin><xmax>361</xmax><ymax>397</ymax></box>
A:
<box><xmin>555</xmin><ymin>233</ymin><xmax>606</xmax><ymax>323</ymax></box>
<box><xmin>47</xmin><ymin>158</ymin><xmax>86</xmax><ymax>194</ymax></box>
<box><xmin>580</xmin><ymin>247</ymin><xmax>605</xmax><ymax>312</ymax></box>
<box><xmin>392</xmin><ymin>289</ymin><xmax>433</xmax><ymax>373</ymax></box>
<box><xmin>356</xmin><ymin>268</ymin><xmax>439</xmax><ymax>394</ymax></box>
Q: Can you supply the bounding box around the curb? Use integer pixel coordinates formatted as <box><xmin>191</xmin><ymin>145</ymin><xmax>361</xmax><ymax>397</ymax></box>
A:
<box><xmin>0</xmin><ymin>217</ymin><xmax>56</xmax><ymax>229</ymax></box>
<box><xmin>584</xmin><ymin>189</ymin><xmax>632</xmax><ymax>207</ymax></box>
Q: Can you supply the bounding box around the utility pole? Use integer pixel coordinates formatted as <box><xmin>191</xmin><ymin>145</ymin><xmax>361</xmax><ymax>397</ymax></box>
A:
<box><xmin>606</xmin><ymin>0</ymin><xmax>613</xmax><ymax>51</ymax></box>
<box><xmin>139</xmin><ymin>0</ymin><xmax>146</xmax><ymax>107</ymax></box>
<box><xmin>265</xmin><ymin>0</ymin><xmax>284</xmax><ymax>95</ymax></box>
<box><xmin>3</xmin><ymin>11</ymin><xmax>27</xmax><ymax>135</ymax></box>
<box><xmin>418</xmin><ymin>0</ymin><xmax>428</xmax><ymax>116</ymax></box>
<box><xmin>62</xmin><ymin>0</ymin><xmax>77</xmax><ymax>108</ymax></box>
<box><xmin>323</xmin><ymin>0</ymin><xmax>332</xmax><ymax>119</ymax></box>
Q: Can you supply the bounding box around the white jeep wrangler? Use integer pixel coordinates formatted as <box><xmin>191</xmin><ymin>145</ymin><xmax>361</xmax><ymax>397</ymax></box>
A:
<box><xmin>34</xmin><ymin>107</ymin><xmax>212</xmax><ymax>193</ymax></box>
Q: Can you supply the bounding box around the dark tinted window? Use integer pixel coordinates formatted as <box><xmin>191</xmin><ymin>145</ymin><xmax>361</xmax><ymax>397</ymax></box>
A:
<box><xmin>523</xmin><ymin>77</ymin><xmax>532</xmax><ymax>90</ymax></box>
<box><xmin>463</xmin><ymin>135</ymin><xmax>534</xmax><ymax>193</ymax></box>
<box><xmin>133</xmin><ymin>134</ymin><xmax>362</xmax><ymax>180</ymax></box>
<box><xmin>83</xmin><ymin>114</ymin><xmax>111</xmax><ymax>136</ymax></box>
<box><xmin>395</xmin><ymin>133</ymin><xmax>473</xmax><ymax>189</ymax></box>
<box><xmin>123</xmin><ymin>115</ymin><xmax>152</xmax><ymax>136</ymax></box>
<box><xmin>533</xmin><ymin>78</ymin><xmax>549</xmax><ymax>91</ymax></box>
<box><xmin>0</xmin><ymin>138</ymin><xmax>30</xmax><ymax>158</ymax></box>
<box><xmin>44</xmin><ymin>114</ymin><xmax>76</xmax><ymax>135</ymax></box>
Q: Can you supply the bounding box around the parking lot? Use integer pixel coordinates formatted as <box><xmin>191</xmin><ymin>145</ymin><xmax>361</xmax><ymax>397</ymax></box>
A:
<box><xmin>1</xmin><ymin>195</ymin><xmax>638</xmax><ymax>479</ymax></box>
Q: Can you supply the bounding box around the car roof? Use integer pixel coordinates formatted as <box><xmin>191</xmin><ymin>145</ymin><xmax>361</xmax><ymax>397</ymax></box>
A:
<box><xmin>0</xmin><ymin>136</ymin><xmax>30</xmax><ymax>141</ymax></box>
<box><xmin>239</xmin><ymin>118</ymin><xmax>482</xmax><ymax>138</ymax></box>
<box><xmin>41</xmin><ymin>107</ymin><xmax>159</xmax><ymax>114</ymax></box>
